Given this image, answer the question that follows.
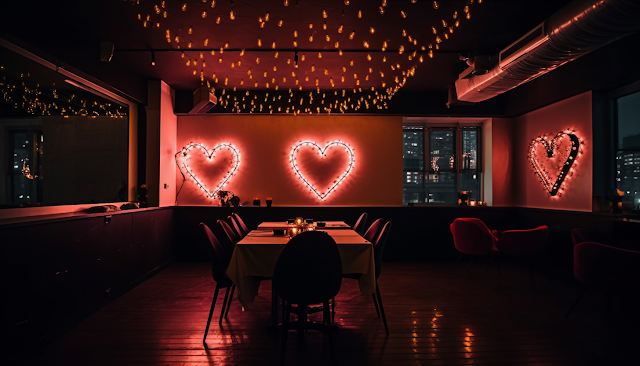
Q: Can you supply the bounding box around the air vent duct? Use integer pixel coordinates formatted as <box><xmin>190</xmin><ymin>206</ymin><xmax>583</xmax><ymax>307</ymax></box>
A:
<box><xmin>499</xmin><ymin>22</ymin><xmax>548</xmax><ymax>69</ymax></box>
<box><xmin>455</xmin><ymin>0</ymin><xmax>640</xmax><ymax>103</ymax></box>
<box><xmin>189</xmin><ymin>85</ymin><xmax>217</xmax><ymax>114</ymax></box>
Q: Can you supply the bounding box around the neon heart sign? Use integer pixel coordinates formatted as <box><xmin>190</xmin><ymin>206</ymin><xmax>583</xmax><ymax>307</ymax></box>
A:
<box><xmin>528</xmin><ymin>129</ymin><xmax>583</xmax><ymax>197</ymax></box>
<box><xmin>176</xmin><ymin>142</ymin><xmax>241</xmax><ymax>199</ymax></box>
<box><xmin>290</xmin><ymin>140</ymin><xmax>355</xmax><ymax>201</ymax></box>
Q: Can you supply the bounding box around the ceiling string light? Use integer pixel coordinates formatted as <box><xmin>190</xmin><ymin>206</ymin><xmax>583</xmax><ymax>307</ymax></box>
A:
<box><xmin>0</xmin><ymin>65</ymin><xmax>127</xmax><ymax>118</ymax></box>
<box><xmin>127</xmin><ymin>0</ymin><xmax>480</xmax><ymax>113</ymax></box>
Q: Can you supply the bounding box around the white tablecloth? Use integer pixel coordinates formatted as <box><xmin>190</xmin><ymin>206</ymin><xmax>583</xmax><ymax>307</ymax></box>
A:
<box><xmin>226</xmin><ymin>228</ymin><xmax>375</xmax><ymax>308</ymax></box>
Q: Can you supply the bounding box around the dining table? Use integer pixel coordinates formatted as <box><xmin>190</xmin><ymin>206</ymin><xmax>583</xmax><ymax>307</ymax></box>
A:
<box><xmin>257</xmin><ymin>221</ymin><xmax>351</xmax><ymax>230</ymax></box>
<box><xmin>226</xmin><ymin>222</ymin><xmax>376</xmax><ymax>309</ymax></box>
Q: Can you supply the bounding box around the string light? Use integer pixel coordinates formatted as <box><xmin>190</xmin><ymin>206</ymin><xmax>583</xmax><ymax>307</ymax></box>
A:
<box><xmin>528</xmin><ymin>130</ymin><xmax>582</xmax><ymax>197</ymax></box>
<box><xmin>131</xmin><ymin>0</ymin><xmax>481</xmax><ymax>114</ymax></box>
<box><xmin>176</xmin><ymin>142</ymin><xmax>241</xmax><ymax>200</ymax></box>
<box><xmin>289</xmin><ymin>140</ymin><xmax>355</xmax><ymax>201</ymax></box>
<box><xmin>0</xmin><ymin>66</ymin><xmax>127</xmax><ymax>118</ymax></box>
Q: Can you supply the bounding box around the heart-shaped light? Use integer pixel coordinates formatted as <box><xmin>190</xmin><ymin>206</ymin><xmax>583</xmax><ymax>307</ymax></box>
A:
<box><xmin>176</xmin><ymin>142</ymin><xmax>241</xmax><ymax>199</ymax></box>
<box><xmin>528</xmin><ymin>130</ymin><xmax>581</xmax><ymax>197</ymax></box>
<box><xmin>290</xmin><ymin>140</ymin><xmax>355</xmax><ymax>201</ymax></box>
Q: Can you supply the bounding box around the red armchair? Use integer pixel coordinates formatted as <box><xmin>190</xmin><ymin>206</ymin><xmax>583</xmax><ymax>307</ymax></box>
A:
<box><xmin>495</xmin><ymin>225</ymin><xmax>549</xmax><ymax>285</ymax></box>
<box><xmin>566</xmin><ymin>241</ymin><xmax>640</xmax><ymax>317</ymax></box>
<box><xmin>449</xmin><ymin>218</ymin><xmax>499</xmax><ymax>273</ymax></box>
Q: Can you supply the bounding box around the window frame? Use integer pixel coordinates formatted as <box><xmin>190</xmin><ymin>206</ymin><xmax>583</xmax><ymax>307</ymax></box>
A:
<box><xmin>610</xmin><ymin>80</ymin><xmax>640</xmax><ymax>210</ymax></box>
<box><xmin>403</xmin><ymin>121</ymin><xmax>483</xmax><ymax>205</ymax></box>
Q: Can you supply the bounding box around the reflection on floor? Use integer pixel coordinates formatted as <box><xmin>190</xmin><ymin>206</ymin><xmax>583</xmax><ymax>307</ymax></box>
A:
<box><xmin>27</xmin><ymin>261</ymin><xmax>640</xmax><ymax>365</ymax></box>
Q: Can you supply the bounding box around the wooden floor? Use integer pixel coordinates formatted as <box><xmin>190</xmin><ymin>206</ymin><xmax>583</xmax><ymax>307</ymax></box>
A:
<box><xmin>26</xmin><ymin>260</ymin><xmax>640</xmax><ymax>366</ymax></box>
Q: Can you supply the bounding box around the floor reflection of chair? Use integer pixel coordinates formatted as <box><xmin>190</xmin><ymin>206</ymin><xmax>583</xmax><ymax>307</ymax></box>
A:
<box><xmin>199</xmin><ymin>222</ymin><xmax>235</xmax><ymax>343</ymax></box>
<box><xmin>273</xmin><ymin>231</ymin><xmax>343</xmax><ymax>364</ymax></box>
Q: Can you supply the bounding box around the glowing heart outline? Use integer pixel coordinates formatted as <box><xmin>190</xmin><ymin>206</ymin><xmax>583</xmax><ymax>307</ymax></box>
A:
<box><xmin>290</xmin><ymin>140</ymin><xmax>355</xmax><ymax>201</ymax></box>
<box><xmin>176</xmin><ymin>142</ymin><xmax>241</xmax><ymax>199</ymax></box>
<box><xmin>528</xmin><ymin>130</ymin><xmax>580</xmax><ymax>197</ymax></box>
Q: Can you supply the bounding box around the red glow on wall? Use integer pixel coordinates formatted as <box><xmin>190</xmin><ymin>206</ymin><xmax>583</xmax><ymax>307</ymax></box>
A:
<box><xmin>289</xmin><ymin>140</ymin><xmax>355</xmax><ymax>201</ymax></box>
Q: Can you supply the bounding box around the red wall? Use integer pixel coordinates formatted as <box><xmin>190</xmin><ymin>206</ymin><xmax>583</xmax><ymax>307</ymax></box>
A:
<box><xmin>491</xmin><ymin>117</ymin><xmax>515</xmax><ymax>207</ymax></box>
<box><xmin>512</xmin><ymin>91</ymin><xmax>593</xmax><ymax>212</ymax></box>
<box><xmin>175</xmin><ymin>114</ymin><xmax>403</xmax><ymax>206</ymax></box>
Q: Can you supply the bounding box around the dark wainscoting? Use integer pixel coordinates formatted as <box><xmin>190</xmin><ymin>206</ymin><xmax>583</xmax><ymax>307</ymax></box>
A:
<box><xmin>175</xmin><ymin>205</ymin><xmax>513</xmax><ymax>262</ymax></box>
<box><xmin>1</xmin><ymin>207</ymin><xmax>176</xmax><ymax>355</ymax></box>
<box><xmin>175</xmin><ymin>205</ymin><xmax>627</xmax><ymax>275</ymax></box>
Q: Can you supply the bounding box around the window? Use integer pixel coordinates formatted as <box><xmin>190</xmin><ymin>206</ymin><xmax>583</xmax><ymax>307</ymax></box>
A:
<box><xmin>403</xmin><ymin>125</ymin><xmax>481</xmax><ymax>205</ymax></box>
<box><xmin>615</xmin><ymin>90</ymin><xmax>640</xmax><ymax>210</ymax></box>
<box><xmin>8</xmin><ymin>130</ymin><xmax>43</xmax><ymax>205</ymax></box>
<box><xmin>1</xmin><ymin>40</ymin><xmax>132</xmax><ymax>209</ymax></box>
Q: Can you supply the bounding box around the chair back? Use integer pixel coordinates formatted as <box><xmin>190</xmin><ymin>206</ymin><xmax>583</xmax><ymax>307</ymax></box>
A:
<box><xmin>273</xmin><ymin>231</ymin><xmax>343</xmax><ymax>305</ymax></box>
<box><xmin>363</xmin><ymin>218</ymin><xmax>385</xmax><ymax>242</ymax></box>
<box><xmin>218</xmin><ymin>218</ymin><xmax>240</xmax><ymax>244</ymax></box>
<box><xmin>449</xmin><ymin>217</ymin><xmax>496</xmax><ymax>255</ymax></box>
<box><xmin>496</xmin><ymin>225</ymin><xmax>549</xmax><ymax>256</ymax></box>
<box><xmin>231</xmin><ymin>213</ymin><xmax>250</xmax><ymax>235</ymax></box>
<box><xmin>571</xmin><ymin>228</ymin><xmax>608</xmax><ymax>247</ymax></box>
<box><xmin>373</xmin><ymin>221</ymin><xmax>392</xmax><ymax>279</ymax></box>
<box><xmin>228</xmin><ymin>215</ymin><xmax>244</xmax><ymax>238</ymax></box>
<box><xmin>198</xmin><ymin>222</ymin><xmax>231</xmax><ymax>285</ymax></box>
<box><xmin>354</xmin><ymin>212</ymin><xmax>368</xmax><ymax>236</ymax></box>
<box><xmin>574</xmin><ymin>241</ymin><xmax>640</xmax><ymax>293</ymax></box>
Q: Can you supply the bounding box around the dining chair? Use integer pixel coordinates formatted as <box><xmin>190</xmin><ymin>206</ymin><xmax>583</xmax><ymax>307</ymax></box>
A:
<box><xmin>199</xmin><ymin>222</ymin><xmax>235</xmax><ymax>342</ymax></box>
<box><xmin>222</xmin><ymin>217</ymin><xmax>278</xmax><ymax>325</ymax></box>
<box><xmin>231</xmin><ymin>212</ymin><xmax>250</xmax><ymax>236</ymax></box>
<box><xmin>273</xmin><ymin>230</ymin><xmax>343</xmax><ymax>364</ymax></box>
<box><xmin>495</xmin><ymin>225</ymin><xmax>549</xmax><ymax>285</ymax></box>
<box><xmin>228</xmin><ymin>215</ymin><xmax>245</xmax><ymax>239</ymax></box>
<box><xmin>353</xmin><ymin>212</ymin><xmax>368</xmax><ymax>236</ymax></box>
<box><xmin>449</xmin><ymin>217</ymin><xmax>499</xmax><ymax>274</ymax></box>
<box><xmin>372</xmin><ymin>221</ymin><xmax>392</xmax><ymax>334</ymax></box>
<box><xmin>218</xmin><ymin>218</ymin><xmax>240</xmax><ymax>245</ymax></box>
<box><xmin>363</xmin><ymin>218</ymin><xmax>385</xmax><ymax>242</ymax></box>
<box><xmin>337</xmin><ymin>221</ymin><xmax>392</xmax><ymax>334</ymax></box>
<box><xmin>566</xmin><ymin>241</ymin><xmax>640</xmax><ymax>317</ymax></box>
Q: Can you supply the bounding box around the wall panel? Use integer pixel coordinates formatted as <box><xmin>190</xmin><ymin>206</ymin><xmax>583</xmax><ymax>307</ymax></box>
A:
<box><xmin>175</xmin><ymin>114</ymin><xmax>403</xmax><ymax>206</ymax></box>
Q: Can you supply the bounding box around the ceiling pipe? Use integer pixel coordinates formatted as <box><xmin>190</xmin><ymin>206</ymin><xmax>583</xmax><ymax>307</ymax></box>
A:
<box><xmin>454</xmin><ymin>0</ymin><xmax>640</xmax><ymax>103</ymax></box>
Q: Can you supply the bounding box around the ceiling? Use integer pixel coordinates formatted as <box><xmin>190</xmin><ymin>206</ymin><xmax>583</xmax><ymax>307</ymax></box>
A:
<box><xmin>1</xmin><ymin>0</ymin><xmax>577</xmax><ymax>114</ymax></box>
